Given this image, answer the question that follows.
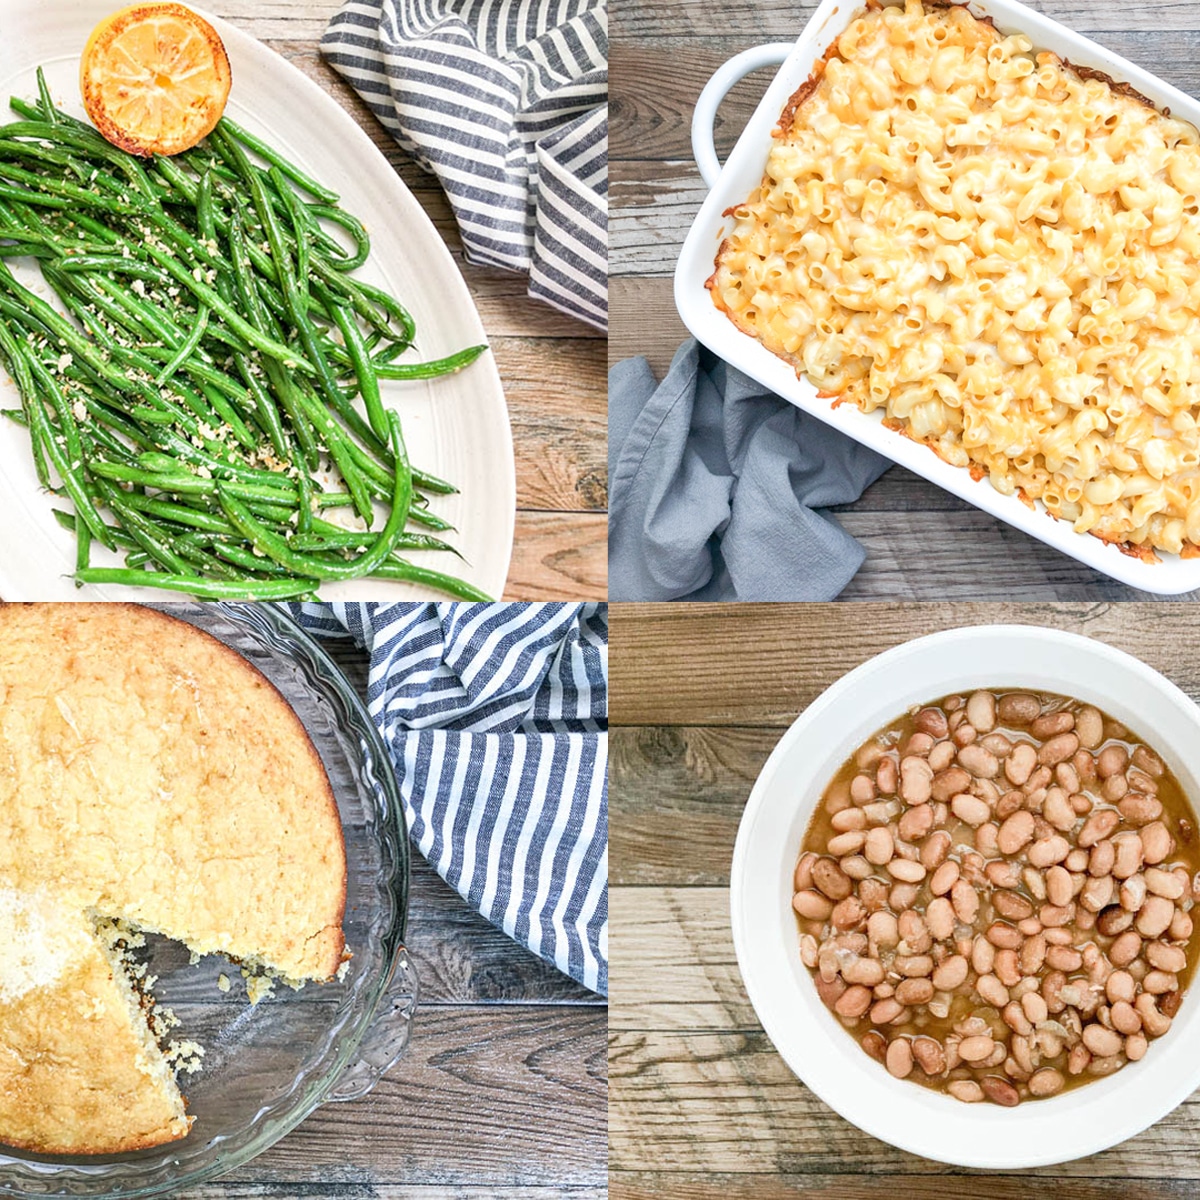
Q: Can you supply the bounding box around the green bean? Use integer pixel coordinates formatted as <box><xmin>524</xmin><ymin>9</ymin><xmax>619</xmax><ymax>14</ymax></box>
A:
<box><xmin>74</xmin><ymin>567</ymin><xmax>316</xmax><ymax>599</ymax></box>
<box><xmin>218</xmin><ymin>410</ymin><xmax>412</xmax><ymax>580</ymax></box>
<box><xmin>217</xmin><ymin>116</ymin><xmax>340</xmax><ymax>203</ymax></box>
<box><xmin>326</xmin><ymin>290</ymin><xmax>388</xmax><ymax>440</ymax></box>
<box><xmin>374</xmin><ymin>344</ymin><xmax>489</xmax><ymax>380</ymax></box>
<box><xmin>155</xmin><ymin>305</ymin><xmax>209</xmax><ymax>386</ymax></box>
<box><xmin>366</xmin><ymin>560</ymin><xmax>492</xmax><ymax>601</ymax></box>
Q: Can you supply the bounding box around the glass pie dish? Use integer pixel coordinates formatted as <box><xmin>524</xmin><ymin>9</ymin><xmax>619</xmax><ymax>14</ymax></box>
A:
<box><xmin>0</xmin><ymin>602</ymin><xmax>417</xmax><ymax>1197</ymax></box>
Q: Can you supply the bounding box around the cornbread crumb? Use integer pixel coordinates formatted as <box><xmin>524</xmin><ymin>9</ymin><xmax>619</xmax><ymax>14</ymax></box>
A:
<box><xmin>217</xmin><ymin>973</ymin><xmax>230</xmax><ymax>992</ymax></box>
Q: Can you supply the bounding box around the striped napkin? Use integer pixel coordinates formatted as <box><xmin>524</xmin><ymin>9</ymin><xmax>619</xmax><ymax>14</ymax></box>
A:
<box><xmin>291</xmin><ymin>602</ymin><xmax>609</xmax><ymax>996</ymax></box>
<box><xmin>321</xmin><ymin>0</ymin><xmax>608</xmax><ymax>331</ymax></box>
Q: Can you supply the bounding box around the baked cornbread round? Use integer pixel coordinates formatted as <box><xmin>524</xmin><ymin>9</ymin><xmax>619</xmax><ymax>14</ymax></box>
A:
<box><xmin>0</xmin><ymin>604</ymin><xmax>347</xmax><ymax>1155</ymax></box>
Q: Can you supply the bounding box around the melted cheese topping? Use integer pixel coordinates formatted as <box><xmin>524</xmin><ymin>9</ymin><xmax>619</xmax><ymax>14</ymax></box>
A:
<box><xmin>710</xmin><ymin>0</ymin><xmax>1200</xmax><ymax>556</ymax></box>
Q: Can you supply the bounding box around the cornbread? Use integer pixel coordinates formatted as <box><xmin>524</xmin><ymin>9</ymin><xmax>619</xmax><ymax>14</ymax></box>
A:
<box><xmin>710</xmin><ymin>0</ymin><xmax>1200</xmax><ymax>558</ymax></box>
<box><xmin>0</xmin><ymin>604</ymin><xmax>347</xmax><ymax>1155</ymax></box>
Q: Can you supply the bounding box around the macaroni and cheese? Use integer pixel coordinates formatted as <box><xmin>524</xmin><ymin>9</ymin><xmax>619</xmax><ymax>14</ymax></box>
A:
<box><xmin>709</xmin><ymin>0</ymin><xmax>1200</xmax><ymax>557</ymax></box>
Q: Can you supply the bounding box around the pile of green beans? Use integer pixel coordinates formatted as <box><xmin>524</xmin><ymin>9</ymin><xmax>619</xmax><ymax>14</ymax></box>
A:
<box><xmin>0</xmin><ymin>69</ymin><xmax>491</xmax><ymax>601</ymax></box>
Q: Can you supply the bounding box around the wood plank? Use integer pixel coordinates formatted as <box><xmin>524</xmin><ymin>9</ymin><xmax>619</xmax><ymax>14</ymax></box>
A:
<box><xmin>505</xmin><ymin>512</ymin><xmax>608</xmax><ymax>599</ymax></box>
<box><xmin>610</xmin><ymin>277</ymin><xmax>688</xmax><ymax>373</ymax></box>
<box><xmin>499</xmin><ymin>337</ymin><xmax>607</xmax><ymax>513</ymax></box>
<box><xmin>609</xmin><ymin>1024</ymin><xmax>1200</xmax><ymax>1176</ymax></box>
<box><xmin>611</xmin><ymin>1175</ymin><xmax>1200</xmax><ymax>1199</ymax></box>
<box><xmin>231</xmin><ymin>1005</ymin><xmax>607</xmax><ymax>1185</ymax></box>
<box><xmin>611</xmin><ymin>726</ymin><xmax>773</xmax><ymax>886</ymax></box>
<box><xmin>610</xmin><ymin>887</ymin><xmax>749</xmax><ymax>1030</ymax></box>
<box><xmin>610</xmin><ymin>603</ymin><xmax>1200</xmax><ymax>727</ymax></box>
<box><xmin>181</xmin><ymin>1189</ymin><xmax>606</xmax><ymax>1199</ymax></box>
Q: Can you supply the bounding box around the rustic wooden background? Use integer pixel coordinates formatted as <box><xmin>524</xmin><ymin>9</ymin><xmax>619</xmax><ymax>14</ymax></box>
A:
<box><xmin>610</xmin><ymin>0</ymin><xmax>1200</xmax><ymax>600</ymax></box>
<box><xmin>181</xmin><ymin>636</ymin><xmax>607</xmax><ymax>1199</ymax></box>
<box><xmin>208</xmin><ymin>2</ymin><xmax>606</xmax><ymax>601</ymax></box>
<box><xmin>610</xmin><ymin>602</ymin><xmax>1200</xmax><ymax>1199</ymax></box>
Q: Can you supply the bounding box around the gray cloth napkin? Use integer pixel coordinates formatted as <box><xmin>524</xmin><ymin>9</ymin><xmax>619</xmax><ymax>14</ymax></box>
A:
<box><xmin>609</xmin><ymin>340</ymin><xmax>891</xmax><ymax>601</ymax></box>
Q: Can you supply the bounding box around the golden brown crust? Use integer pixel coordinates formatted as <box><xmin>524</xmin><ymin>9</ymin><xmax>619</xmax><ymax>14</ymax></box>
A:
<box><xmin>0</xmin><ymin>603</ymin><xmax>348</xmax><ymax>1154</ymax></box>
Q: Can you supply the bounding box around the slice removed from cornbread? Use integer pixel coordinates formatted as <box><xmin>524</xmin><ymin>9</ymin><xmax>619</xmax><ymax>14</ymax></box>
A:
<box><xmin>0</xmin><ymin>603</ymin><xmax>348</xmax><ymax>1155</ymax></box>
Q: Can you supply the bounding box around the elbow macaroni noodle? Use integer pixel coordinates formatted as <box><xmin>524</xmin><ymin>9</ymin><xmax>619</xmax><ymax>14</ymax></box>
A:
<box><xmin>709</xmin><ymin>0</ymin><xmax>1200</xmax><ymax>557</ymax></box>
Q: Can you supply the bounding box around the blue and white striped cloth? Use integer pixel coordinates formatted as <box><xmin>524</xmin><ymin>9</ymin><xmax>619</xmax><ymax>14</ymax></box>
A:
<box><xmin>291</xmin><ymin>602</ymin><xmax>608</xmax><ymax>995</ymax></box>
<box><xmin>321</xmin><ymin>0</ymin><xmax>608</xmax><ymax>331</ymax></box>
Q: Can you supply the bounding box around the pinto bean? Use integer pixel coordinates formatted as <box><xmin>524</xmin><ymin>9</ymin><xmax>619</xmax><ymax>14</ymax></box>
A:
<box><xmin>966</xmin><ymin>691</ymin><xmax>997</xmax><ymax>732</ymax></box>
<box><xmin>875</xmin><ymin>756</ymin><xmax>898</xmax><ymax>795</ymax></box>
<box><xmin>1146</xmin><ymin>942</ymin><xmax>1187</xmax><ymax>973</ymax></box>
<box><xmin>793</xmin><ymin>890</ymin><xmax>834</xmax><ymax>920</ymax></box>
<box><xmin>1045</xmin><ymin>865</ymin><xmax>1074</xmax><ymax>908</ymax></box>
<box><xmin>1039</xmin><ymin>732</ymin><xmax>1080</xmax><ymax>766</ymax></box>
<box><xmin>1140</xmin><ymin>822</ymin><xmax>1174</xmax><ymax>864</ymax></box>
<box><xmin>887</xmin><ymin>858</ymin><xmax>927</xmax><ymax>883</ymax></box>
<box><xmin>896</xmin><ymin>977</ymin><xmax>935</xmax><ymax>1005</ymax></box>
<box><xmin>1110</xmin><ymin>930</ymin><xmax>1143</xmax><ymax>967</ymax></box>
<box><xmin>925</xmin><ymin>896</ymin><xmax>956</xmax><ymax>941</ymax></box>
<box><xmin>948</xmin><ymin>1079</ymin><xmax>985</xmax><ymax>1102</ymax></box>
<box><xmin>1112</xmin><ymin>833</ymin><xmax>1144</xmax><ymax>880</ymax></box>
<box><xmin>911</xmin><ymin>1035</ymin><xmax>946</xmax><ymax>1075</ymax></box>
<box><xmin>958</xmin><ymin>743</ymin><xmax>999</xmax><ymax>779</ymax></box>
<box><xmin>921</xmin><ymin>830</ymin><xmax>953</xmax><ymax>871</ymax></box>
<box><xmin>1075</xmin><ymin>706</ymin><xmax>1104</xmax><ymax>749</ymax></box>
<box><xmin>871</xmin><ymin>998</ymin><xmax>905</xmax><ymax>1024</ymax></box>
<box><xmin>1097</xmin><ymin>745</ymin><xmax>1129</xmax><ymax>778</ymax></box>
<box><xmin>980</xmin><ymin>1076</ymin><xmax>1020</xmax><ymax>1106</ymax></box>
<box><xmin>952</xmin><ymin>793</ymin><xmax>991</xmax><ymax>827</ymax></box>
<box><xmin>951</xmin><ymin>878</ymin><xmax>979</xmax><ymax>923</ymax></box>
<box><xmin>1136</xmin><ymin>992</ymin><xmax>1172</xmax><ymax>1037</ymax></box>
<box><xmin>898</xmin><ymin>804</ymin><xmax>934</xmax><ymax>843</ymax></box>
<box><xmin>812</xmin><ymin>858</ymin><xmax>854</xmax><ymax>900</ymax></box>
<box><xmin>1136</xmin><ymin>895</ymin><xmax>1176</xmax><ymax>938</ymax></box>
<box><xmin>998</xmin><ymin>693</ymin><xmax>1040</xmax><ymax>725</ymax></box>
<box><xmin>1080</xmin><ymin>874</ymin><xmax>1114</xmax><ymax>913</ymax></box>
<box><xmin>1132</xmin><ymin>745</ymin><xmax>1166</xmax><ymax>778</ymax></box>
<box><xmin>886</xmin><ymin>1037</ymin><xmax>914</xmax><ymax>1078</ymax></box>
<box><xmin>1003</xmin><ymin>742</ymin><xmax>1038</xmax><ymax>787</ymax></box>
<box><xmin>1078</xmin><ymin>809</ymin><xmax>1119</xmax><ymax>848</ymax></box>
<box><xmin>915</xmin><ymin>708</ymin><xmax>949</xmax><ymax>738</ymax></box>
<box><xmin>900</xmin><ymin>756</ymin><xmax>934</xmax><ymax>804</ymax></box>
<box><xmin>993</xmin><ymin>890</ymin><xmax>1034</xmax><ymax>921</ymax></box>
<box><xmin>997</xmin><ymin>810</ymin><xmax>1036</xmax><ymax>854</ymax></box>
<box><xmin>1144</xmin><ymin>867</ymin><xmax>1185</xmax><ymax>899</ymax></box>
<box><xmin>1119</xmin><ymin>793</ymin><xmax>1164</xmax><ymax>826</ymax></box>
<box><xmin>932</xmin><ymin>955</ymin><xmax>969</xmax><ymax>991</ymax></box>
<box><xmin>1028</xmin><ymin>835</ymin><xmax>1071</xmax><ymax>868</ymax></box>
<box><xmin>931</xmin><ymin>766</ymin><xmax>972</xmax><ymax>803</ymax></box>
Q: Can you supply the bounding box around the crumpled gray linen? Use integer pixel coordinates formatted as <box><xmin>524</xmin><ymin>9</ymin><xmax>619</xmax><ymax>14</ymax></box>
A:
<box><xmin>609</xmin><ymin>339</ymin><xmax>891</xmax><ymax>601</ymax></box>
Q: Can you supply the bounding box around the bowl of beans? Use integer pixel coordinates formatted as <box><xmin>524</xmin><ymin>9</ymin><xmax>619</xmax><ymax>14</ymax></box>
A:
<box><xmin>729</xmin><ymin>625</ymin><xmax>1200</xmax><ymax>1167</ymax></box>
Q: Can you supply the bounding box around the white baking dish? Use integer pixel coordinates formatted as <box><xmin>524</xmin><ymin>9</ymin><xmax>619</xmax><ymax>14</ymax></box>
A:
<box><xmin>731</xmin><ymin>625</ymin><xmax>1200</xmax><ymax>1165</ymax></box>
<box><xmin>675</xmin><ymin>0</ymin><xmax>1200</xmax><ymax>594</ymax></box>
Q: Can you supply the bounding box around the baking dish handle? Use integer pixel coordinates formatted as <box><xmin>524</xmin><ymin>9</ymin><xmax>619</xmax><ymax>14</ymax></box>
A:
<box><xmin>326</xmin><ymin>943</ymin><xmax>419</xmax><ymax>1102</ymax></box>
<box><xmin>692</xmin><ymin>43</ymin><xmax>796</xmax><ymax>189</ymax></box>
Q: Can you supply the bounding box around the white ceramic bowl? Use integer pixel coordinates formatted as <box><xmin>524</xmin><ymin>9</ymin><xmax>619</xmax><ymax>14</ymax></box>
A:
<box><xmin>730</xmin><ymin>625</ymin><xmax>1200</xmax><ymax>1167</ymax></box>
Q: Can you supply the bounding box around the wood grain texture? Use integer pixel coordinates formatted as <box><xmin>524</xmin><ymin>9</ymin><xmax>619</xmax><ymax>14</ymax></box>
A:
<box><xmin>610</xmin><ymin>603</ymin><xmax>1200</xmax><ymax>1196</ymax></box>
<box><xmin>610</xmin><ymin>601</ymin><xmax>1200</xmax><ymax>725</ymax></box>
<box><xmin>177</xmin><ymin>636</ymin><xmax>606</xmax><ymax>1192</ymax></box>
<box><xmin>609</xmin><ymin>1</ymin><xmax>1200</xmax><ymax>599</ymax></box>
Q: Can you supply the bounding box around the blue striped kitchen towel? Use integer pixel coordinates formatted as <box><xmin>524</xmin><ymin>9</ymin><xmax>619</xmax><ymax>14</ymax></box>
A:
<box><xmin>321</xmin><ymin>0</ymin><xmax>608</xmax><ymax>331</ymax></box>
<box><xmin>291</xmin><ymin>602</ymin><xmax>608</xmax><ymax>995</ymax></box>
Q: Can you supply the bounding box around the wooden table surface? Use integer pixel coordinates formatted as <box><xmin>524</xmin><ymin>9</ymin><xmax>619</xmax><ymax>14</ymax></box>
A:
<box><xmin>609</xmin><ymin>602</ymin><xmax>1200</xmax><ymax>1199</ymax></box>
<box><xmin>611</xmin><ymin>0</ymin><xmax>1200</xmax><ymax>600</ymax></box>
<box><xmin>181</xmin><ymin>637</ymin><xmax>607</xmax><ymax>1198</ymax></box>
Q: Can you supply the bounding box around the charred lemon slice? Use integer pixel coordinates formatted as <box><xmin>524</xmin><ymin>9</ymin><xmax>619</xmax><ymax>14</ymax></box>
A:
<box><xmin>80</xmin><ymin>3</ymin><xmax>232</xmax><ymax>157</ymax></box>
